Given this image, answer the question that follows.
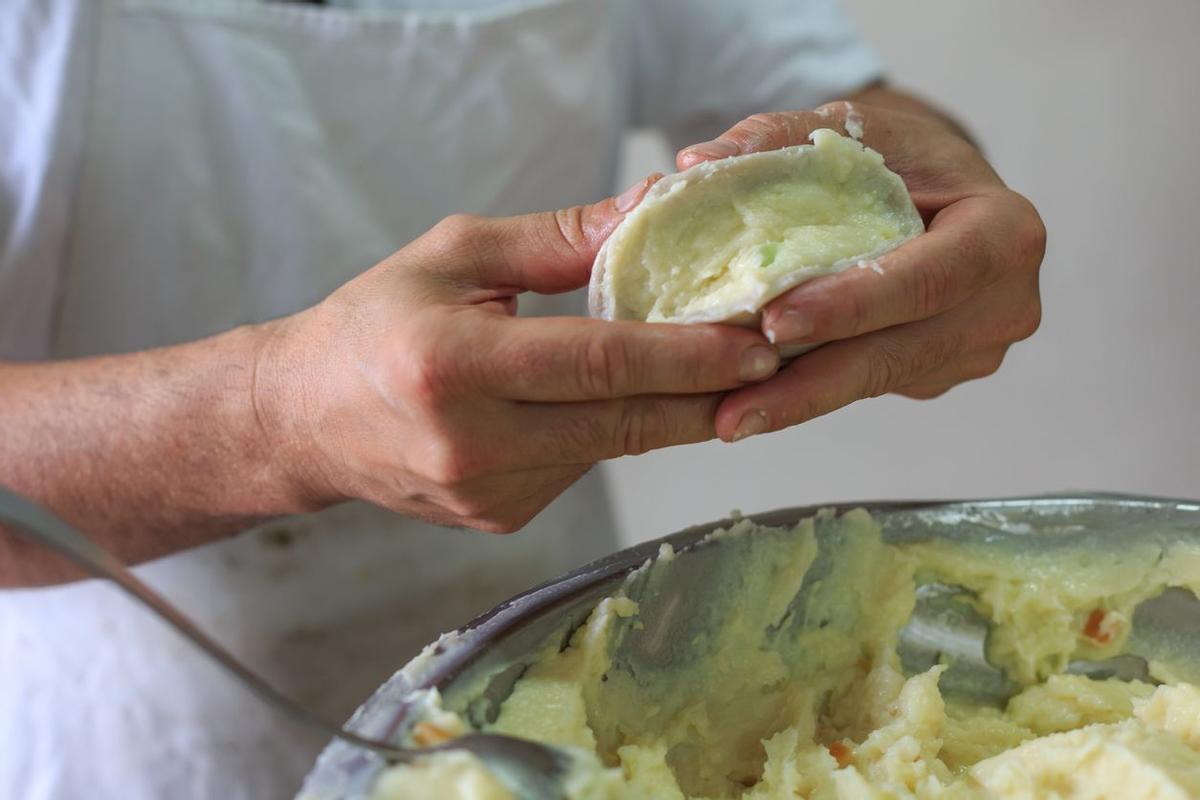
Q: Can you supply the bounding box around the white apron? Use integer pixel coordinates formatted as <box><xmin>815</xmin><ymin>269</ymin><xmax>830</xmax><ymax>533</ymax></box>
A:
<box><xmin>3</xmin><ymin>2</ymin><xmax>627</xmax><ymax>798</ymax></box>
<box><xmin>0</xmin><ymin>1</ymin><xmax>882</xmax><ymax>797</ymax></box>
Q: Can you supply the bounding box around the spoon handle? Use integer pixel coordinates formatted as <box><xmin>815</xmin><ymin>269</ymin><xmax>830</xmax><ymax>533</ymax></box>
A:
<box><xmin>0</xmin><ymin>485</ymin><xmax>406</xmax><ymax>761</ymax></box>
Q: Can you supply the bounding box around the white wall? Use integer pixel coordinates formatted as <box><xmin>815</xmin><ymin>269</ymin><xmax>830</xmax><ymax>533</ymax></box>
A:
<box><xmin>605</xmin><ymin>1</ymin><xmax>1200</xmax><ymax>546</ymax></box>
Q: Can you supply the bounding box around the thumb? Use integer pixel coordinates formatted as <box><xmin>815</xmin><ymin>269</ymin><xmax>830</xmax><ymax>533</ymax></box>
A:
<box><xmin>415</xmin><ymin>174</ymin><xmax>661</xmax><ymax>295</ymax></box>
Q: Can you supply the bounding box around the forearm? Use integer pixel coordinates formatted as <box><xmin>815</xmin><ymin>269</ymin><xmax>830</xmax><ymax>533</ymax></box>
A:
<box><xmin>846</xmin><ymin>81</ymin><xmax>979</xmax><ymax>149</ymax></box>
<box><xmin>0</xmin><ymin>321</ymin><xmax>318</xmax><ymax>586</ymax></box>
<box><xmin>0</xmin><ymin>187</ymin><xmax>790</xmax><ymax>586</ymax></box>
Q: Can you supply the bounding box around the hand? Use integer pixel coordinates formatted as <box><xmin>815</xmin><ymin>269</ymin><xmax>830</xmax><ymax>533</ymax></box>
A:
<box><xmin>255</xmin><ymin>183</ymin><xmax>781</xmax><ymax>532</ymax></box>
<box><xmin>678</xmin><ymin>100</ymin><xmax>1045</xmax><ymax>442</ymax></box>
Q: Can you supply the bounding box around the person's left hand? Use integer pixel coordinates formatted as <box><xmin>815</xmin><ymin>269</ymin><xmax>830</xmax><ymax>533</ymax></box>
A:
<box><xmin>677</xmin><ymin>102</ymin><xmax>1046</xmax><ymax>442</ymax></box>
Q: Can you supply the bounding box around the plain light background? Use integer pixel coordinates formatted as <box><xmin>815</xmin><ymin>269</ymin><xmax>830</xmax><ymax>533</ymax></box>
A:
<box><xmin>604</xmin><ymin>1</ymin><xmax>1200</xmax><ymax>547</ymax></box>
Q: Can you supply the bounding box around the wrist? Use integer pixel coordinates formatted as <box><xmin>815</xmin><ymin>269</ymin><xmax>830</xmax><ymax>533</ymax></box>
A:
<box><xmin>244</xmin><ymin>312</ymin><xmax>347</xmax><ymax>514</ymax></box>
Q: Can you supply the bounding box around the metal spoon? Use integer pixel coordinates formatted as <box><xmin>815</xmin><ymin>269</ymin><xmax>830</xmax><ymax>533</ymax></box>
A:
<box><xmin>898</xmin><ymin>581</ymin><xmax>1182</xmax><ymax>706</ymax></box>
<box><xmin>0</xmin><ymin>485</ymin><xmax>571</xmax><ymax>800</ymax></box>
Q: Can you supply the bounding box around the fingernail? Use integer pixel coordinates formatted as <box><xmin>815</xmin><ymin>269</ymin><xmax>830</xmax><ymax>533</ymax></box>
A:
<box><xmin>739</xmin><ymin>345</ymin><xmax>779</xmax><ymax>382</ymax></box>
<box><xmin>685</xmin><ymin>139</ymin><xmax>740</xmax><ymax>161</ymax></box>
<box><xmin>766</xmin><ymin>309</ymin><xmax>814</xmax><ymax>344</ymax></box>
<box><xmin>731</xmin><ymin>410</ymin><xmax>770</xmax><ymax>442</ymax></box>
<box><xmin>615</xmin><ymin>175</ymin><xmax>657</xmax><ymax>213</ymax></box>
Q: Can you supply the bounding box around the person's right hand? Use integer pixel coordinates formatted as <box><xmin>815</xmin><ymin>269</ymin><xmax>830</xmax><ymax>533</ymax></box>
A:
<box><xmin>255</xmin><ymin>183</ymin><xmax>781</xmax><ymax>533</ymax></box>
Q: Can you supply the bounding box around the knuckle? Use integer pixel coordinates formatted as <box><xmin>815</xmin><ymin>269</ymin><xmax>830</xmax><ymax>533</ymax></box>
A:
<box><xmin>956</xmin><ymin>218</ymin><xmax>999</xmax><ymax>286</ymax></box>
<box><xmin>393</xmin><ymin>323</ymin><xmax>460</xmax><ymax>409</ymax></box>
<box><xmin>444</xmin><ymin>490</ymin><xmax>492</xmax><ymax>521</ymax></box>
<box><xmin>815</xmin><ymin>100</ymin><xmax>851</xmax><ymax>117</ymax></box>
<box><xmin>959</xmin><ymin>349</ymin><xmax>1006</xmax><ymax>382</ymax></box>
<box><xmin>431</xmin><ymin>213</ymin><xmax>482</xmax><ymax>251</ymax></box>
<box><xmin>580</xmin><ymin>333</ymin><xmax>634</xmax><ymax>397</ymax></box>
<box><xmin>901</xmin><ymin>384</ymin><xmax>951</xmax><ymax>400</ymax></box>
<box><xmin>508</xmin><ymin>343</ymin><xmax>554</xmax><ymax>389</ymax></box>
<box><xmin>498</xmin><ymin>508</ymin><xmax>537</xmax><ymax>534</ymax></box>
<box><xmin>844</xmin><ymin>282</ymin><xmax>874</xmax><ymax>335</ymax></box>
<box><xmin>420</xmin><ymin>436</ymin><xmax>477</xmax><ymax>486</ymax></box>
<box><xmin>1012</xmin><ymin>298</ymin><xmax>1042</xmax><ymax>342</ymax></box>
<box><xmin>465</xmin><ymin>487</ymin><xmax>560</xmax><ymax>534</ymax></box>
<box><xmin>547</xmin><ymin>410</ymin><xmax>613</xmax><ymax>462</ymax></box>
<box><xmin>866</xmin><ymin>333</ymin><xmax>963</xmax><ymax>399</ymax></box>
<box><xmin>428</xmin><ymin>214</ymin><xmax>492</xmax><ymax>285</ymax></box>
<box><xmin>919</xmin><ymin>331</ymin><xmax>965</xmax><ymax>376</ymax></box>
<box><xmin>552</xmin><ymin>205</ymin><xmax>592</xmax><ymax>261</ymax></box>
<box><xmin>736</xmin><ymin>112</ymin><xmax>788</xmax><ymax>147</ymax></box>
<box><xmin>978</xmin><ymin>350</ymin><xmax>1006</xmax><ymax>378</ymax></box>
<box><xmin>618</xmin><ymin>400</ymin><xmax>671</xmax><ymax>456</ymax></box>
<box><xmin>1010</xmin><ymin>193</ymin><xmax>1048</xmax><ymax>266</ymax></box>
<box><xmin>483</xmin><ymin>519</ymin><xmax>522</xmax><ymax>535</ymax></box>
<box><xmin>473</xmin><ymin>506</ymin><xmax>534</xmax><ymax>535</ymax></box>
<box><xmin>912</xmin><ymin>258</ymin><xmax>955</xmax><ymax>319</ymax></box>
<box><xmin>814</xmin><ymin>101</ymin><xmax>856</xmax><ymax>130</ymax></box>
<box><xmin>467</xmin><ymin>518</ymin><xmax>504</xmax><ymax>534</ymax></box>
<box><xmin>991</xmin><ymin>282</ymin><xmax>1042</xmax><ymax>345</ymax></box>
<box><xmin>865</xmin><ymin>340</ymin><xmax>910</xmax><ymax>397</ymax></box>
<box><xmin>744</xmin><ymin>111</ymin><xmax>782</xmax><ymax>129</ymax></box>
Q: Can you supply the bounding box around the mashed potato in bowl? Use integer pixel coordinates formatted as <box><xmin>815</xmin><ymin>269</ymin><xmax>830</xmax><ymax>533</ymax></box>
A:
<box><xmin>364</xmin><ymin>509</ymin><xmax>1200</xmax><ymax>800</ymax></box>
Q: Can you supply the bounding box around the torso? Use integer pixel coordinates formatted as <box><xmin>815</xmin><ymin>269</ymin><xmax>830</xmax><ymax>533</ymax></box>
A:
<box><xmin>1</xmin><ymin>1</ymin><xmax>628</xmax><ymax>797</ymax></box>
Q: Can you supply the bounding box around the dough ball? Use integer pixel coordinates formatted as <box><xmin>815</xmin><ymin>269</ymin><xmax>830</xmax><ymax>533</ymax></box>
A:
<box><xmin>589</xmin><ymin>129</ymin><xmax>924</xmax><ymax>334</ymax></box>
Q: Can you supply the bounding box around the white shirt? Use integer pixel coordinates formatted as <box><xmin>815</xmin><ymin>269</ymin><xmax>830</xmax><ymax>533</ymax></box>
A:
<box><xmin>0</xmin><ymin>1</ymin><xmax>881</xmax><ymax>797</ymax></box>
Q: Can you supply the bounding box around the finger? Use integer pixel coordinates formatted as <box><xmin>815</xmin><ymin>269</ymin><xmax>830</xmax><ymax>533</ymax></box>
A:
<box><xmin>474</xmin><ymin>467</ymin><xmax>590</xmax><ymax>534</ymax></box>
<box><xmin>760</xmin><ymin>195</ymin><xmax>1012</xmax><ymax>347</ymax></box>
<box><xmin>430</xmin><ymin>464</ymin><xmax>589</xmax><ymax>534</ymax></box>
<box><xmin>514</xmin><ymin>393</ymin><xmax>723</xmax><ymax>466</ymax></box>
<box><xmin>715</xmin><ymin>313</ymin><xmax>970</xmax><ymax>442</ymax></box>
<box><xmin>464</xmin><ymin>315</ymin><xmax>778</xmax><ymax>401</ymax></box>
<box><xmin>678</xmin><ymin>108</ymin><xmax>859</xmax><ymax>170</ymax></box>
<box><xmin>676</xmin><ymin>105</ymin><xmax>991</xmax><ymax>202</ymax></box>
<box><xmin>893</xmin><ymin>346</ymin><xmax>1008</xmax><ymax>399</ymax></box>
<box><xmin>476</xmin><ymin>465</ymin><xmax>590</xmax><ymax>533</ymax></box>
<box><xmin>894</xmin><ymin>382</ymin><xmax>954</xmax><ymax>401</ymax></box>
<box><xmin>415</xmin><ymin>174</ymin><xmax>662</xmax><ymax>295</ymax></box>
